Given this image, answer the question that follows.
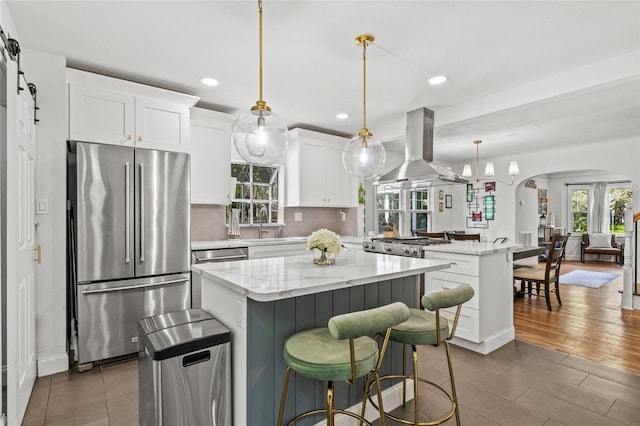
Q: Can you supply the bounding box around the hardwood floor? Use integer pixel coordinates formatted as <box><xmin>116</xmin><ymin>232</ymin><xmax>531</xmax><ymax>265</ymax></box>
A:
<box><xmin>513</xmin><ymin>260</ymin><xmax>640</xmax><ymax>375</ymax></box>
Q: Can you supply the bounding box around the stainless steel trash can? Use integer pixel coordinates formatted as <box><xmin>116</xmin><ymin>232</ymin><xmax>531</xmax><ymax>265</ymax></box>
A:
<box><xmin>138</xmin><ymin>311</ymin><xmax>231</xmax><ymax>426</ymax></box>
<box><xmin>137</xmin><ymin>308</ymin><xmax>213</xmax><ymax>354</ymax></box>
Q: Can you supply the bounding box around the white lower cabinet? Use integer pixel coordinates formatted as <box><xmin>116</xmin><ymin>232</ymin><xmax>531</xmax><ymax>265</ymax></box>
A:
<box><xmin>285</xmin><ymin>128</ymin><xmax>357</xmax><ymax>207</ymax></box>
<box><xmin>248</xmin><ymin>243</ymin><xmax>307</xmax><ymax>259</ymax></box>
<box><xmin>423</xmin><ymin>249</ymin><xmax>514</xmax><ymax>354</ymax></box>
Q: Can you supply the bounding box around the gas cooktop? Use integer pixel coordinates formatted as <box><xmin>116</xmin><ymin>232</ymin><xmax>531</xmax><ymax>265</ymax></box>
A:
<box><xmin>370</xmin><ymin>237</ymin><xmax>451</xmax><ymax>245</ymax></box>
<box><xmin>363</xmin><ymin>236</ymin><xmax>451</xmax><ymax>257</ymax></box>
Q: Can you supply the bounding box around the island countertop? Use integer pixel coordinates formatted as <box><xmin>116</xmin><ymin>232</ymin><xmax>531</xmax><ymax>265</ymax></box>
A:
<box><xmin>192</xmin><ymin>249</ymin><xmax>451</xmax><ymax>302</ymax></box>
<box><xmin>421</xmin><ymin>240</ymin><xmax>522</xmax><ymax>255</ymax></box>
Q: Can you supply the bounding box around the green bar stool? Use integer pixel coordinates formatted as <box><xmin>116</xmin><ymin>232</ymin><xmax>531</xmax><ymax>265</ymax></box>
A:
<box><xmin>373</xmin><ymin>284</ymin><xmax>475</xmax><ymax>426</ymax></box>
<box><xmin>276</xmin><ymin>302</ymin><xmax>411</xmax><ymax>426</ymax></box>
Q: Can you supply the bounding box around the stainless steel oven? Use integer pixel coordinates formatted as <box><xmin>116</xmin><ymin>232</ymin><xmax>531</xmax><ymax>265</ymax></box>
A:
<box><xmin>190</xmin><ymin>247</ymin><xmax>249</xmax><ymax>308</ymax></box>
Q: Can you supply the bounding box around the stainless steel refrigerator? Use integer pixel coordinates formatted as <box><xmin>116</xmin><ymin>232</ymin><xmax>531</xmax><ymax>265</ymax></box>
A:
<box><xmin>68</xmin><ymin>141</ymin><xmax>191</xmax><ymax>368</ymax></box>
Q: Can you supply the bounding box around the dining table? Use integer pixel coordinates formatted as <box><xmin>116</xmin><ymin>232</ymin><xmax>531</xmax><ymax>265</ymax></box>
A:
<box><xmin>512</xmin><ymin>246</ymin><xmax>546</xmax><ymax>298</ymax></box>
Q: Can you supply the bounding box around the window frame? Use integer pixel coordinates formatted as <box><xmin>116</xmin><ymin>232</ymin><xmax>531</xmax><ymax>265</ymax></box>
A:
<box><xmin>374</xmin><ymin>184</ymin><xmax>432</xmax><ymax>235</ymax></box>
<box><xmin>567</xmin><ymin>185</ymin><xmax>589</xmax><ymax>234</ymax></box>
<box><xmin>567</xmin><ymin>183</ymin><xmax>633</xmax><ymax>235</ymax></box>
<box><xmin>608</xmin><ymin>183</ymin><xmax>632</xmax><ymax>234</ymax></box>
<box><xmin>230</xmin><ymin>162</ymin><xmax>281</xmax><ymax>226</ymax></box>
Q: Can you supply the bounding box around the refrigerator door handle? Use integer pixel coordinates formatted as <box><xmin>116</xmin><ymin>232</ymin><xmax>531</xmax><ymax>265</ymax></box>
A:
<box><xmin>80</xmin><ymin>278</ymin><xmax>189</xmax><ymax>295</ymax></box>
<box><xmin>125</xmin><ymin>162</ymin><xmax>131</xmax><ymax>264</ymax></box>
<box><xmin>139</xmin><ymin>162</ymin><xmax>145</xmax><ymax>263</ymax></box>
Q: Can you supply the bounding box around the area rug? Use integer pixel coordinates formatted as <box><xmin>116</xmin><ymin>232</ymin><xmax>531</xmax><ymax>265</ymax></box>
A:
<box><xmin>559</xmin><ymin>270</ymin><xmax>620</xmax><ymax>288</ymax></box>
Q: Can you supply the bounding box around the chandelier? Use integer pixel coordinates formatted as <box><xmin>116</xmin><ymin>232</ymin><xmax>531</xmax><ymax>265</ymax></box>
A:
<box><xmin>462</xmin><ymin>140</ymin><xmax>519</xmax><ymax>186</ymax></box>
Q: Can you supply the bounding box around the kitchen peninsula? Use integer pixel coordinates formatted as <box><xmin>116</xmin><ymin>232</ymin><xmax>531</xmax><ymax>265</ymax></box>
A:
<box><xmin>192</xmin><ymin>249</ymin><xmax>450</xmax><ymax>425</ymax></box>
<box><xmin>421</xmin><ymin>240</ymin><xmax>522</xmax><ymax>355</ymax></box>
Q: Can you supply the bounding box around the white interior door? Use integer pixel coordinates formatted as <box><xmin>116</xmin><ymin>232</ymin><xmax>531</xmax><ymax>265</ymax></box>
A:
<box><xmin>5</xmin><ymin>60</ymin><xmax>38</xmax><ymax>426</ymax></box>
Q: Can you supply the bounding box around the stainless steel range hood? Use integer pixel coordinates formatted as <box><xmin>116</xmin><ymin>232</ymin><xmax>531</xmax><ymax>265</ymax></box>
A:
<box><xmin>375</xmin><ymin>107</ymin><xmax>467</xmax><ymax>186</ymax></box>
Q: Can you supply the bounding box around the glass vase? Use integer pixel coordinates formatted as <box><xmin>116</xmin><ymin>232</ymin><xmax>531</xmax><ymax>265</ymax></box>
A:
<box><xmin>313</xmin><ymin>249</ymin><xmax>335</xmax><ymax>265</ymax></box>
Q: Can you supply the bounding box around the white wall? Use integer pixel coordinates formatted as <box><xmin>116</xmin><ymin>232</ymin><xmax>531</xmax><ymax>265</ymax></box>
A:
<box><xmin>515</xmin><ymin>177</ymin><xmax>546</xmax><ymax>243</ymax></box>
<box><xmin>23</xmin><ymin>50</ymin><xmax>68</xmax><ymax>376</ymax></box>
<box><xmin>431</xmin><ymin>183</ymin><xmax>459</xmax><ymax>232</ymax></box>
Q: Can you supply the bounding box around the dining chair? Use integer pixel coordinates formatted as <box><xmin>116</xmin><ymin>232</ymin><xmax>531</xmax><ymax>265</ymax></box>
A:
<box><xmin>446</xmin><ymin>233</ymin><xmax>481</xmax><ymax>241</ymax></box>
<box><xmin>414</xmin><ymin>230</ymin><xmax>446</xmax><ymax>239</ymax></box>
<box><xmin>513</xmin><ymin>233</ymin><xmax>570</xmax><ymax>311</ymax></box>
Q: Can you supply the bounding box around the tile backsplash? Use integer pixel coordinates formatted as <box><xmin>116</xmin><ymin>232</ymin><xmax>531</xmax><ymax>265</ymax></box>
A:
<box><xmin>191</xmin><ymin>205</ymin><xmax>357</xmax><ymax>241</ymax></box>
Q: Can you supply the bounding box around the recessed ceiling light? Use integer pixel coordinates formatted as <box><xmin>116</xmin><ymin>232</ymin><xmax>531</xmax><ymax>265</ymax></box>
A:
<box><xmin>200</xmin><ymin>77</ymin><xmax>219</xmax><ymax>87</ymax></box>
<box><xmin>428</xmin><ymin>75</ymin><xmax>448</xmax><ymax>85</ymax></box>
<box><xmin>336</xmin><ymin>113</ymin><xmax>350</xmax><ymax>120</ymax></box>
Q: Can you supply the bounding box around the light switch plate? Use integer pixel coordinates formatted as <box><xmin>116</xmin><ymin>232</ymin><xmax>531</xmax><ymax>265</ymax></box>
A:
<box><xmin>36</xmin><ymin>198</ymin><xmax>49</xmax><ymax>215</ymax></box>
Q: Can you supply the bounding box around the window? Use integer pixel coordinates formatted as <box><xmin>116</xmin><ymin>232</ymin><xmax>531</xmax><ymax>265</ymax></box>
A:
<box><xmin>375</xmin><ymin>185</ymin><xmax>402</xmax><ymax>234</ymax></box>
<box><xmin>568</xmin><ymin>183</ymin><xmax>633</xmax><ymax>234</ymax></box>
<box><xmin>569</xmin><ymin>187</ymin><xmax>589</xmax><ymax>233</ymax></box>
<box><xmin>609</xmin><ymin>186</ymin><xmax>632</xmax><ymax>234</ymax></box>
<box><xmin>409</xmin><ymin>187</ymin><xmax>430</xmax><ymax>231</ymax></box>
<box><xmin>230</xmin><ymin>163</ymin><xmax>279</xmax><ymax>225</ymax></box>
<box><xmin>374</xmin><ymin>185</ymin><xmax>432</xmax><ymax>235</ymax></box>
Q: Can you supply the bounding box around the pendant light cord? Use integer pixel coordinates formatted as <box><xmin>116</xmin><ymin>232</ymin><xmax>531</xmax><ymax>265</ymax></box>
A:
<box><xmin>475</xmin><ymin>140</ymin><xmax>480</xmax><ymax>182</ymax></box>
<box><xmin>362</xmin><ymin>40</ymin><xmax>367</xmax><ymax>131</ymax></box>
<box><xmin>258</xmin><ymin>0</ymin><xmax>263</xmax><ymax>103</ymax></box>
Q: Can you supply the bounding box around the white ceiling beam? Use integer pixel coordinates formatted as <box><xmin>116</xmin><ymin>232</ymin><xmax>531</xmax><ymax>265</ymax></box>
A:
<box><xmin>436</xmin><ymin>50</ymin><xmax>640</xmax><ymax>127</ymax></box>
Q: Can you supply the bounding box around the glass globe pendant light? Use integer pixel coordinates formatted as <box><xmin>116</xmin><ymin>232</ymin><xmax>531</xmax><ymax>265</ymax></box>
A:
<box><xmin>232</xmin><ymin>0</ymin><xmax>289</xmax><ymax>166</ymax></box>
<box><xmin>342</xmin><ymin>34</ymin><xmax>386</xmax><ymax>179</ymax></box>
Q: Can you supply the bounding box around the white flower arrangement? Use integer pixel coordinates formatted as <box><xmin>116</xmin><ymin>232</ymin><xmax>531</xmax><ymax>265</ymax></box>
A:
<box><xmin>307</xmin><ymin>228</ymin><xmax>342</xmax><ymax>256</ymax></box>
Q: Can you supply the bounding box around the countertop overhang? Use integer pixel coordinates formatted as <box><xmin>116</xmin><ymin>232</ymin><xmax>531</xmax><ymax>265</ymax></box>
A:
<box><xmin>192</xmin><ymin>249</ymin><xmax>451</xmax><ymax>302</ymax></box>
<box><xmin>421</xmin><ymin>240</ymin><xmax>522</xmax><ymax>255</ymax></box>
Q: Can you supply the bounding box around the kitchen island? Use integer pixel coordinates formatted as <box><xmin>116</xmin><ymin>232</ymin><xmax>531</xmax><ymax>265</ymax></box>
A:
<box><xmin>192</xmin><ymin>249</ymin><xmax>450</xmax><ymax>425</ymax></box>
<box><xmin>421</xmin><ymin>240</ymin><xmax>521</xmax><ymax>355</ymax></box>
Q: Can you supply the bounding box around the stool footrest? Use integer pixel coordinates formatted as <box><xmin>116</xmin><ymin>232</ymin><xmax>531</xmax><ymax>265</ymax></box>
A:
<box><xmin>285</xmin><ymin>408</ymin><xmax>374</xmax><ymax>426</ymax></box>
<box><xmin>368</xmin><ymin>375</ymin><xmax>456</xmax><ymax>426</ymax></box>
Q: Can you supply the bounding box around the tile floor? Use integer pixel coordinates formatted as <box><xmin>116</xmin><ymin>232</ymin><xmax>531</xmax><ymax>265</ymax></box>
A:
<box><xmin>22</xmin><ymin>357</ymin><xmax>137</xmax><ymax>426</ymax></box>
<box><xmin>22</xmin><ymin>339</ymin><xmax>640</xmax><ymax>425</ymax></box>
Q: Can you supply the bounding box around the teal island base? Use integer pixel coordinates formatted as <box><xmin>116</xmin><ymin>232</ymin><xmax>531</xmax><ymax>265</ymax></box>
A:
<box><xmin>202</xmin><ymin>275</ymin><xmax>420</xmax><ymax>425</ymax></box>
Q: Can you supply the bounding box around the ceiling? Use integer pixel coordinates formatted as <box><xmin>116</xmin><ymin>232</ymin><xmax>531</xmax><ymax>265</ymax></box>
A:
<box><xmin>7</xmin><ymin>0</ymin><xmax>640</xmax><ymax>164</ymax></box>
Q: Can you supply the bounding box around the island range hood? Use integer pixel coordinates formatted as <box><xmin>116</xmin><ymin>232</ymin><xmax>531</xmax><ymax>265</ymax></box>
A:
<box><xmin>375</xmin><ymin>107</ymin><xmax>468</xmax><ymax>186</ymax></box>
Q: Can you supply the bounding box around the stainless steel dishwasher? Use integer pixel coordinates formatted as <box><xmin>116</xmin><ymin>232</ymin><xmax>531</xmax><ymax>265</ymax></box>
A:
<box><xmin>190</xmin><ymin>247</ymin><xmax>249</xmax><ymax>308</ymax></box>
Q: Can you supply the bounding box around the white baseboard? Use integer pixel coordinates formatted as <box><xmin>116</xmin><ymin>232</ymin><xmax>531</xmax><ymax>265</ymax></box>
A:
<box><xmin>313</xmin><ymin>379</ymin><xmax>414</xmax><ymax>426</ymax></box>
<box><xmin>451</xmin><ymin>327</ymin><xmax>515</xmax><ymax>355</ymax></box>
<box><xmin>37</xmin><ymin>352</ymin><xmax>68</xmax><ymax>376</ymax></box>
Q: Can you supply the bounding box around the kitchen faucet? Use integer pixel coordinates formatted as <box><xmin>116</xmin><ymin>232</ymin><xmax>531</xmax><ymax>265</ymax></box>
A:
<box><xmin>258</xmin><ymin>206</ymin><xmax>268</xmax><ymax>239</ymax></box>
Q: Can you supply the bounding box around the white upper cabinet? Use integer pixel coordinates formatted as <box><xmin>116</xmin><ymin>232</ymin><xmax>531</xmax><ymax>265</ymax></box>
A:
<box><xmin>67</xmin><ymin>69</ymin><xmax>198</xmax><ymax>152</ymax></box>
<box><xmin>190</xmin><ymin>108</ymin><xmax>236</xmax><ymax>205</ymax></box>
<box><xmin>285</xmin><ymin>128</ymin><xmax>357</xmax><ymax>207</ymax></box>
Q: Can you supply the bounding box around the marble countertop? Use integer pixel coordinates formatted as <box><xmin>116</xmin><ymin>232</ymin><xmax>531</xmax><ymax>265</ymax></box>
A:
<box><xmin>191</xmin><ymin>235</ymin><xmax>369</xmax><ymax>250</ymax></box>
<box><xmin>191</xmin><ymin>237</ymin><xmax>308</xmax><ymax>250</ymax></box>
<box><xmin>422</xmin><ymin>240</ymin><xmax>522</xmax><ymax>255</ymax></box>
<box><xmin>192</xmin><ymin>249</ymin><xmax>450</xmax><ymax>302</ymax></box>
